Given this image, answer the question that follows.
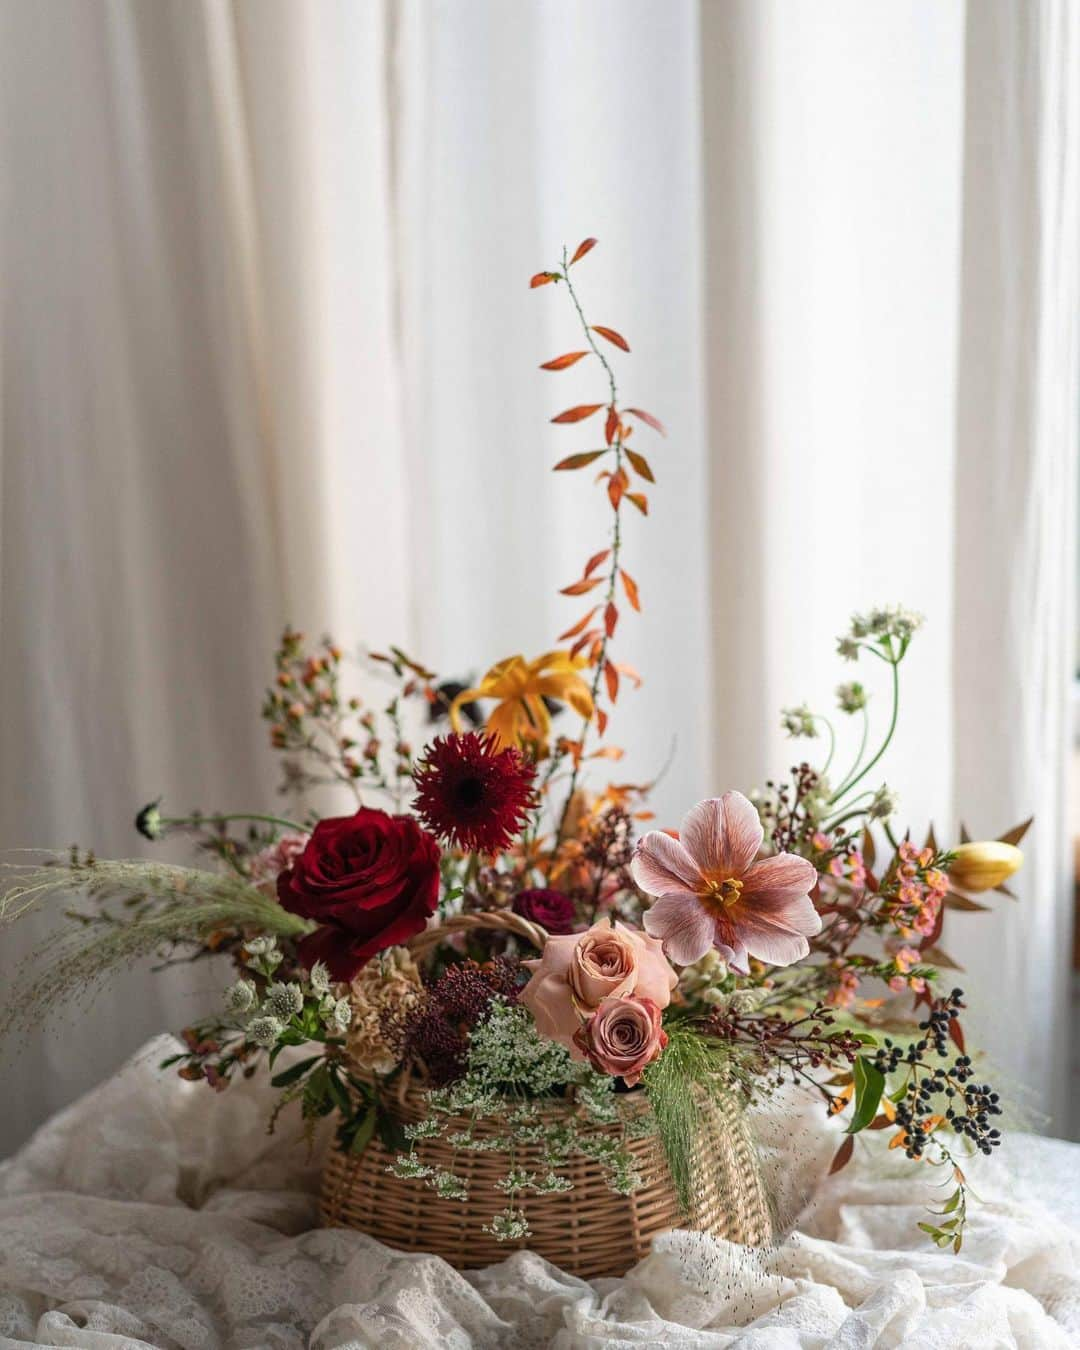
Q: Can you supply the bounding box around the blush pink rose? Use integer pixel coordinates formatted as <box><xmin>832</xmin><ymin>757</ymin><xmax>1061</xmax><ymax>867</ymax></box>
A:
<box><xmin>520</xmin><ymin>919</ymin><xmax>677</xmax><ymax>1055</ymax></box>
<box><xmin>573</xmin><ymin>996</ymin><xmax>668</xmax><ymax>1086</ymax></box>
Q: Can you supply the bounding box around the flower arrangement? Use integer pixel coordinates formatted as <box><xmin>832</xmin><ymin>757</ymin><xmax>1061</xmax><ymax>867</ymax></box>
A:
<box><xmin>0</xmin><ymin>238</ymin><xmax>1026</xmax><ymax>1259</ymax></box>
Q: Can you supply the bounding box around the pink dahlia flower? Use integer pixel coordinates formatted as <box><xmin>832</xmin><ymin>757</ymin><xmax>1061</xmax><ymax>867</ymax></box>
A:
<box><xmin>631</xmin><ymin>791</ymin><xmax>821</xmax><ymax>971</ymax></box>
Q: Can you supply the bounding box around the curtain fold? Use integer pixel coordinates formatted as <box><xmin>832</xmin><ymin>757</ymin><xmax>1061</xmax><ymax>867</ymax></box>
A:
<box><xmin>951</xmin><ymin>0</ymin><xmax>1079</xmax><ymax>1129</ymax></box>
<box><xmin>0</xmin><ymin>0</ymin><xmax>1075</xmax><ymax>1154</ymax></box>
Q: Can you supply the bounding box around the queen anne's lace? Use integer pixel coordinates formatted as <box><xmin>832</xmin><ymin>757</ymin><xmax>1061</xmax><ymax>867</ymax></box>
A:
<box><xmin>0</xmin><ymin>1035</ymin><xmax>1076</xmax><ymax>1349</ymax></box>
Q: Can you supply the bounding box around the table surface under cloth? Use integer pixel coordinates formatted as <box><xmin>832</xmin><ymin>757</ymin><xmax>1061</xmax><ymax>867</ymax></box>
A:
<box><xmin>0</xmin><ymin>1036</ymin><xmax>1077</xmax><ymax>1350</ymax></box>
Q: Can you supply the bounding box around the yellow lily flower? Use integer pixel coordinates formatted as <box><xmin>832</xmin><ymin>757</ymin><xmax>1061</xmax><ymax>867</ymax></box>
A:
<box><xmin>450</xmin><ymin>651</ymin><xmax>594</xmax><ymax>750</ymax></box>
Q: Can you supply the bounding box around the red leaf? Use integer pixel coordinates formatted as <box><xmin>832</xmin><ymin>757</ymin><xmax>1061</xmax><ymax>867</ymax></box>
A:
<box><xmin>626</xmin><ymin>407</ymin><xmax>667</xmax><ymax>436</ymax></box>
<box><xmin>948</xmin><ymin>1018</ymin><xmax>966</xmax><ymax>1054</ymax></box>
<box><xmin>620</xmin><ymin>569</ymin><xmax>641</xmax><ymax>611</ymax></box>
<box><xmin>540</xmin><ymin>350</ymin><xmax>588</xmax><ymax>371</ymax></box>
<box><xmin>829</xmin><ymin>1135</ymin><xmax>855</xmax><ymax>1174</ymax></box>
<box><xmin>604</xmin><ymin>406</ymin><xmax>619</xmax><ymax>446</ymax></box>
<box><xmin>589</xmin><ymin>637</ymin><xmax>604</xmax><ymax>663</ymax></box>
<box><xmin>626</xmin><ymin>491</ymin><xmax>649</xmax><ymax>515</ymax></box>
<box><xmin>530</xmin><ymin>271</ymin><xmax>559</xmax><ymax>288</ymax></box>
<box><xmin>604</xmin><ymin>659</ymin><xmax>619</xmax><ymax>702</ymax></box>
<box><xmin>570</xmin><ymin>237</ymin><xmax>597</xmax><ymax>264</ymax></box>
<box><xmin>560</xmin><ymin>577</ymin><xmax>603</xmax><ymax>596</ymax></box>
<box><xmin>552</xmin><ymin>404</ymin><xmax>605</xmax><ymax>424</ymax></box>
<box><xmin>554</xmin><ymin>451</ymin><xmax>605</xmax><ymax>471</ymax></box>
<box><xmin>604</xmin><ymin>602</ymin><xmax>618</xmax><ymax>637</ymax></box>
<box><xmin>558</xmin><ymin>607</ymin><xmax>599</xmax><ymax>640</ymax></box>
<box><xmin>625</xmin><ymin>448</ymin><xmax>655</xmax><ymax>482</ymax></box>
<box><xmin>592</xmin><ymin>325</ymin><xmax>630</xmax><ymax>352</ymax></box>
<box><xmin>596</xmin><ymin>707</ymin><xmax>608</xmax><ymax>736</ymax></box>
<box><xmin>583</xmin><ymin>548</ymin><xmax>610</xmax><ymax>578</ymax></box>
<box><xmin>607</xmin><ymin>473</ymin><xmax>625</xmax><ymax>510</ymax></box>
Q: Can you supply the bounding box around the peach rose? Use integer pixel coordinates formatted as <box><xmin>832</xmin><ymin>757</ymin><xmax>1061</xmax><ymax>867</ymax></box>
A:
<box><xmin>573</xmin><ymin>996</ymin><xmax>668</xmax><ymax>1086</ymax></box>
<box><xmin>520</xmin><ymin>919</ymin><xmax>677</xmax><ymax>1055</ymax></box>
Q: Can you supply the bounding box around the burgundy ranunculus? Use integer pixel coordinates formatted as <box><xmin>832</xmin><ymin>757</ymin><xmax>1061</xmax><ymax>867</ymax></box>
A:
<box><xmin>512</xmin><ymin>887</ymin><xmax>577</xmax><ymax>936</ymax></box>
<box><xmin>277</xmin><ymin>808</ymin><xmax>440</xmax><ymax>981</ymax></box>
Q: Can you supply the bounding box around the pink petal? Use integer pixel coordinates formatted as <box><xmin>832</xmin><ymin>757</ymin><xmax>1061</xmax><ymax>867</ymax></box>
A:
<box><xmin>680</xmin><ymin>792</ymin><xmax>763</xmax><ymax>877</ymax></box>
<box><xmin>741</xmin><ymin>852</ymin><xmax>819</xmax><ymax>910</ymax></box>
<box><xmin>734</xmin><ymin>914</ymin><xmax>811</xmax><ymax>968</ymax></box>
<box><xmin>631</xmin><ymin>832</ymin><xmax>702</xmax><ymax>897</ymax></box>
<box><xmin>714</xmin><ymin>936</ymin><xmax>750</xmax><ymax>974</ymax></box>
<box><xmin>643</xmin><ymin>892</ymin><xmax>714</xmax><ymax>965</ymax></box>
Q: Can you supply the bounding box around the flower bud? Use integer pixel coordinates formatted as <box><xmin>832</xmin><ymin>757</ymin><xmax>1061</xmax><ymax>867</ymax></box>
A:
<box><xmin>949</xmin><ymin>841</ymin><xmax>1023</xmax><ymax>893</ymax></box>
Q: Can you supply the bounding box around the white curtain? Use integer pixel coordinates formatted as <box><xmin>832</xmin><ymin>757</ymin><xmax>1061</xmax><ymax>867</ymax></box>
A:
<box><xmin>0</xmin><ymin>0</ymin><xmax>1075</xmax><ymax>1156</ymax></box>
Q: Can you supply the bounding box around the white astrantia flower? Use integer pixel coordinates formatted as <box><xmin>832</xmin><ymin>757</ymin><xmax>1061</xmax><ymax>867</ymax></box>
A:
<box><xmin>264</xmin><ymin>982</ymin><xmax>304</xmax><ymax>1022</ymax></box>
<box><xmin>837</xmin><ymin>636</ymin><xmax>861</xmax><ymax>662</ymax></box>
<box><xmin>224</xmin><ymin>979</ymin><xmax>257</xmax><ymax>1015</ymax></box>
<box><xmin>869</xmin><ymin>783</ymin><xmax>900</xmax><ymax>820</ymax></box>
<box><xmin>247</xmin><ymin>1014</ymin><xmax>284</xmax><ymax>1049</ymax></box>
<box><xmin>309</xmin><ymin>961</ymin><xmax>332</xmax><ymax>996</ymax></box>
<box><xmin>328</xmin><ymin>997</ymin><xmax>352</xmax><ymax>1033</ymax></box>
<box><xmin>244</xmin><ymin>936</ymin><xmax>278</xmax><ymax>957</ymax></box>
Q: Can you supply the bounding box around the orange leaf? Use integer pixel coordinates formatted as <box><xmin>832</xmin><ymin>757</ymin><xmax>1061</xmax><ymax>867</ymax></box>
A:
<box><xmin>626</xmin><ymin>407</ymin><xmax>667</xmax><ymax>436</ymax></box>
<box><xmin>560</xmin><ymin>577</ymin><xmax>603</xmax><ymax>596</ymax></box>
<box><xmin>590</xmin><ymin>745</ymin><xmax>624</xmax><ymax>760</ymax></box>
<box><xmin>570</xmin><ymin>237</ymin><xmax>597</xmax><ymax>264</ymax></box>
<box><xmin>540</xmin><ymin>350</ymin><xmax>588</xmax><ymax>371</ymax></box>
<box><xmin>589</xmin><ymin>637</ymin><xmax>604</xmax><ymax>664</ymax></box>
<box><xmin>608</xmin><ymin>474</ymin><xmax>625</xmax><ymax>510</ymax></box>
<box><xmin>829</xmin><ymin>1135</ymin><xmax>854</xmax><ymax>1174</ymax></box>
<box><xmin>605</xmin><ymin>406</ymin><xmax>619</xmax><ymax>446</ymax></box>
<box><xmin>620</xmin><ymin>569</ymin><xmax>641</xmax><ymax>611</ymax></box>
<box><xmin>615</xmin><ymin>662</ymin><xmax>642</xmax><ymax>688</ymax></box>
<box><xmin>584</xmin><ymin>548</ymin><xmax>610</xmax><ymax>578</ymax></box>
<box><xmin>552</xmin><ymin>404</ymin><xmax>605</xmax><ymax>424</ymax></box>
<box><xmin>554</xmin><ymin>451</ymin><xmax>605</xmax><ymax>471</ymax></box>
<box><xmin>592</xmin><ymin>325</ymin><xmax>630</xmax><ymax>352</ymax></box>
<box><xmin>530</xmin><ymin>271</ymin><xmax>559</xmax><ymax>288</ymax></box>
<box><xmin>596</xmin><ymin>707</ymin><xmax>609</xmax><ymax>736</ymax></box>
<box><xmin>625</xmin><ymin>448</ymin><xmax>655</xmax><ymax>482</ymax></box>
<box><xmin>888</xmin><ymin>1130</ymin><xmax>908</xmax><ymax>1150</ymax></box>
<box><xmin>558</xmin><ymin>607</ymin><xmax>599</xmax><ymax>640</ymax></box>
<box><xmin>604</xmin><ymin>659</ymin><xmax>619</xmax><ymax>702</ymax></box>
<box><xmin>604</xmin><ymin>602</ymin><xmax>618</xmax><ymax>637</ymax></box>
<box><xmin>571</xmin><ymin>629</ymin><xmax>599</xmax><ymax>659</ymax></box>
<box><xmin>626</xmin><ymin>491</ymin><xmax>649</xmax><ymax>515</ymax></box>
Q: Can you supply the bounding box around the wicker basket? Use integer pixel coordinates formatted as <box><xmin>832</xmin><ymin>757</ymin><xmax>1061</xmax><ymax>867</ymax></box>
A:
<box><xmin>319</xmin><ymin>911</ymin><xmax>772</xmax><ymax>1279</ymax></box>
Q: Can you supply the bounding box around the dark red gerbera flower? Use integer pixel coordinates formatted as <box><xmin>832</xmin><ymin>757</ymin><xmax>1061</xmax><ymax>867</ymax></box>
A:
<box><xmin>412</xmin><ymin>732</ymin><xmax>537</xmax><ymax>854</ymax></box>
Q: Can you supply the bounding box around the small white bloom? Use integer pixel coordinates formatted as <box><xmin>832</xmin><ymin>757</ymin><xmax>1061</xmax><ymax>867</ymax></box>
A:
<box><xmin>836</xmin><ymin>681</ymin><xmax>867</xmax><ymax>714</ymax></box>
<box><xmin>328</xmin><ymin>997</ymin><xmax>353</xmax><ymax>1034</ymax></box>
<box><xmin>309</xmin><ymin>961</ymin><xmax>332</xmax><ymax>996</ymax></box>
<box><xmin>868</xmin><ymin>783</ymin><xmax>900</xmax><ymax>819</ymax></box>
<box><xmin>780</xmin><ymin>704</ymin><xmax>817</xmax><ymax>738</ymax></box>
<box><xmin>837</xmin><ymin>636</ymin><xmax>861</xmax><ymax>662</ymax></box>
<box><xmin>264</xmin><ymin>981</ymin><xmax>304</xmax><ymax>1021</ymax></box>
<box><xmin>247</xmin><ymin>1014</ymin><xmax>284</xmax><ymax>1049</ymax></box>
<box><xmin>244</xmin><ymin>936</ymin><xmax>278</xmax><ymax>957</ymax></box>
<box><xmin>224</xmin><ymin>979</ymin><xmax>257</xmax><ymax>1014</ymax></box>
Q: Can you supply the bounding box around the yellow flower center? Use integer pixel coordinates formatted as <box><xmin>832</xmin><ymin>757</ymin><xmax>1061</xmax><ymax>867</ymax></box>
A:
<box><xmin>703</xmin><ymin>876</ymin><xmax>743</xmax><ymax>911</ymax></box>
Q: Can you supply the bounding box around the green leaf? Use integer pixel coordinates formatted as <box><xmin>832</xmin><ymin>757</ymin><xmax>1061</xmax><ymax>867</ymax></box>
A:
<box><xmin>349</xmin><ymin>1108</ymin><xmax>377</xmax><ymax>1154</ymax></box>
<box><xmin>270</xmin><ymin>1055</ymin><xmax>321</xmax><ymax>1089</ymax></box>
<box><xmin>326</xmin><ymin>1067</ymin><xmax>352</xmax><ymax>1115</ymax></box>
<box><xmin>846</xmin><ymin>1056</ymin><xmax>885</xmax><ymax>1134</ymax></box>
<box><xmin>376</xmin><ymin>1108</ymin><xmax>408</xmax><ymax>1154</ymax></box>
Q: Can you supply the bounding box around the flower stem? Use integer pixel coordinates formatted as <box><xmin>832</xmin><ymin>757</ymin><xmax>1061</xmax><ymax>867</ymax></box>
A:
<box><xmin>829</xmin><ymin>653</ymin><xmax>899</xmax><ymax>805</ymax></box>
<box><xmin>552</xmin><ymin>247</ymin><xmax>626</xmax><ymax>852</ymax></box>
<box><xmin>163</xmin><ymin>812</ymin><xmax>307</xmax><ymax>834</ymax></box>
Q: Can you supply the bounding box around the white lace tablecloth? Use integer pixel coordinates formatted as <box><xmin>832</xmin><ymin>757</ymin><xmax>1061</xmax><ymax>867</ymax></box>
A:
<box><xmin>0</xmin><ymin>1037</ymin><xmax>1077</xmax><ymax>1348</ymax></box>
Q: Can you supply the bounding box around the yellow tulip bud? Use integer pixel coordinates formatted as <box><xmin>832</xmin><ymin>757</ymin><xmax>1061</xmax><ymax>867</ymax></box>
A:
<box><xmin>948</xmin><ymin>841</ymin><xmax>1023</xmax><ymax>893</ymax></box>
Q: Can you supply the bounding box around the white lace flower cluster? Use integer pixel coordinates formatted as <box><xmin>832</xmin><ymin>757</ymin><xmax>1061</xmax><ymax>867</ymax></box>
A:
<box><xmin>386</xmin><ymin>1000</ymin><xmax>650</xmax><ymax>1239</ymax></box>
<box><xmin>221</xmin><ymin>941</ymin><xmax>352</xmax><ymax>1052</ymax></box>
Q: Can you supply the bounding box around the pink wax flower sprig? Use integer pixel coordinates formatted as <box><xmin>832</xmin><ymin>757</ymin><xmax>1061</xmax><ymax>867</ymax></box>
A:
<box><xmin>631</xmin><ymin>791</ymin><xmax>821</xmax><ymax>969</ymax></box>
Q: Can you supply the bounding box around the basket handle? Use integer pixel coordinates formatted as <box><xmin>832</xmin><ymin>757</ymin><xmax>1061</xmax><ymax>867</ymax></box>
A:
<box><xmin>407</xmin><ymin>909</ymin><xmax>549</xmax><ymax>956</ymax></box>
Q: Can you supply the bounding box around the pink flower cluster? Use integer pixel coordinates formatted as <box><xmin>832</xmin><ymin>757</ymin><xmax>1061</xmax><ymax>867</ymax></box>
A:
<box><xmin>888</xmin><ymin>945</ymin><xmax>928</xmax><ymax>994</ymax></box>
<box><xmin>520</xmin><ymin>919</ymin><xmax>676</xmax><ymax>1085</ymax></box>
<box><xmin>891</xmin><ymin>842</ymin><xmax>948</xmax><ymax>940</ymax></box>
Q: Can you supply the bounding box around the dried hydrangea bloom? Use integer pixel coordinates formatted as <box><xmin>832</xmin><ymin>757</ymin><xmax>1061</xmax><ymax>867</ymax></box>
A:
<box><xmin>346</xmin><ymin>946</ymin><xmax>423</xmax><ymax>1074</ymax></box>
<box><xmin>632</xmin><ymin>790</ymin><xmax>821</xmax><ymax>970</ymax></box>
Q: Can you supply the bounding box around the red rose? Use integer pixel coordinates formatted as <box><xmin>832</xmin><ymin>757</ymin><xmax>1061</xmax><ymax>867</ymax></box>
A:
<box><xmin>512</xmin><ymin>888</ymin><xmax>577</xmax><ymax>936</ymax></box>
<box><xmin>277</xmin><ymin>808</ymin><xmax>440</xmax><ymax>980</ymax></box>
